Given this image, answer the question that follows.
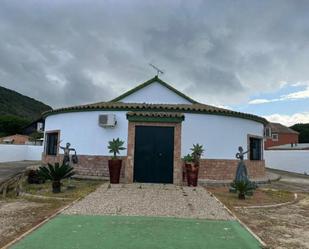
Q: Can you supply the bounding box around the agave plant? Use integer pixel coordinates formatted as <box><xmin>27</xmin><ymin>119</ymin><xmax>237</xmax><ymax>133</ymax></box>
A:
<box><xmin>108</xmin><ymin>138</ymin><xmax>126</xmax><ymax>159</ymax></box>
<box><xmin>190</xmin><ymin>143</ymin><xmax>204</xmax><ymax>164</ymax></box>
<box><xmin>231</xmin><ymin>180</ymin><xmax>255</xmax><ymax>199</ymax></box>
<box><xmin>38</xmin><ymin>163</ymin><xmax>75</xmax><ymax>193</ymax></box>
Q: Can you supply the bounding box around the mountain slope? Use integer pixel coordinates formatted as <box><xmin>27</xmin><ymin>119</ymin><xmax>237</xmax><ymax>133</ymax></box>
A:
<box><xmin>0</xmin><ymin>85</ymin><xmax>52</xmax><ymax>120</ymax></box>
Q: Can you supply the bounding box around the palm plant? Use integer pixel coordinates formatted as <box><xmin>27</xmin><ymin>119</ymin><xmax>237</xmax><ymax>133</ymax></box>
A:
<box><xmin>190</xmin><ymin>143</ymin><xmax>204</xmax><ymax>164</ymax></box>
<box><xmin>38</xmin><ymin>163</ymin><xmax>75</xmax><ymax>193</ymax></box>
<box><xmin>108</xmin><ymin>138</ymin><xmax>126</xmax><ymax>159</ymax></box>
<box><xmin>231</xmin><ymin>180</ymin><xmax>255</xmax><ymax>199</ymax></box>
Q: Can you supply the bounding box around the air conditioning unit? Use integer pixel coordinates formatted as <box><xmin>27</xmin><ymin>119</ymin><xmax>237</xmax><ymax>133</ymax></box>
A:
<box><xmin>98</xmin><ymin>114</ymin><xmax>117</xmax><ymax>127</ymax></box>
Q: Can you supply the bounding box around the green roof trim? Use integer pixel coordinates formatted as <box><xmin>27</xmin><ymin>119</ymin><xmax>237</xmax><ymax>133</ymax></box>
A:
<box><xmin>110</xmin><ymin>76</ymin><xmax>198</xmax><ymax>104</ymax></box>
<box><xmin>126</xmin><ymin>111</ymin><xmax>185</xmax><ymax>123</ymax></box>
<box><xmin>42</xmin><ymin>102</ymin><xmax>268</xmax><ymax>125</ymax></box>
<box><xmin>127</xmin><ymin>116</ymin><xmax>184</xmax><ymax>123</ymax></box>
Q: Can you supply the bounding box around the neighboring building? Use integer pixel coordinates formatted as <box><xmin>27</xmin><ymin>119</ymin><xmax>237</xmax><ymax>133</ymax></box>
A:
<box><xmin>0</xmin><ymin>134</ymin><xmax>30</xmax><ymax>144</ymax></box>
<box><xmin>22</xmin><ymin>118</ymin><xmax>45</xmax><ymax>135</ymax></box>
<box><xmin>264</xmin><ymin>122</ymin><xmax>299</xmax><ymax>149</ymax></box>
<box><xmin>42</xmin><ymin>76</ymin><xmax>267</xmax><ymax>184</ymax></box>
<box><xmin>21</xmin><ymin>118</ymin><xmax>45</xmax><ymax>145</ymax></box>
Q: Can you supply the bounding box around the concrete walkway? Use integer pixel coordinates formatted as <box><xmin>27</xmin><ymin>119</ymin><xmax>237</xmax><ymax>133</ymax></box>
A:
<box><xmin>63</xmin><ymin>183</ymin><xmax>233</xmax><ymax>220</ymax></box>
<box><xmin>10</xmin><ymin>184</ymin><xmax>265</xmax><ymax>249</ymax></box>
<box><xmin>0</xmin><ymin>161</ymin><xmax>40</xmax><ymax>183</ymax></box>
<box><xmin>11</xmin><ymin>215</ymin><xmax>261</xmax><ymax>249</ymax></box>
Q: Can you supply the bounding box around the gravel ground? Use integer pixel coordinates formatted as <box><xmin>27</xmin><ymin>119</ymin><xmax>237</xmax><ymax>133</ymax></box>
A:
<box><xmin>63</xmin><ymin>183</ymin><xmax>233</xmax><ymax>220</ymax></box>
<box><xmin>0</xmin><ymin>199</ymin><xmax>46</xmax><ymax>247</ymax></box>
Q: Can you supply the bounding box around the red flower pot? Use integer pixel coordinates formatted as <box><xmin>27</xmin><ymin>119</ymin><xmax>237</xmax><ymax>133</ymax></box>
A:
<box><xmin>185</xmin><ymin>163</ymin><xmax>199</xmax><ymax>187</ymax></box>
<box><xmin>108</xmin><ymin>159</ymin><xmax>122</xmax><ymax>184</ymax></box>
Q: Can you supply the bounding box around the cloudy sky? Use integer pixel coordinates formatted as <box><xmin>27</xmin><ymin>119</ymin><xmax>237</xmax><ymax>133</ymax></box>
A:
<box><xmin>1</xmin><ymin>0</ymin><xmax>309</xmax><ymax>126</ymax></box>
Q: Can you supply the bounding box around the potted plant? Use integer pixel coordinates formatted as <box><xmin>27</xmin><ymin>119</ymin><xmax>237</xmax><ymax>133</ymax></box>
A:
<box><xmin>108</xmin><ymin>138</ymin><xmax>126</xmax><ymax>184</ymax></box>
<box><xmin>183</xmin><ymin>154</ymin><xmax>193</xmax><ymax>185</ymax></box>
<box><xmin>38</xmin><ymin>163</ymin><xmax>75</xmax><ymax>193</ymax></box>
<box><xmin>185</xmin><ymin>144</ymin><xmax>204</xmax><ymax>187</ymax></box>
<box><xmin>231</xmin><ymin>180</ymin><xmax>255</xmax><ymax>199</ymax></box>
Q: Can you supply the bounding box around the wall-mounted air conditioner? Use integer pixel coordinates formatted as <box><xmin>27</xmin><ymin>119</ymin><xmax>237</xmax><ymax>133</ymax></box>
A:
<box><xmin>98</xmin><ymin>114</ymin><xmax>117</xmax><ymax>128</ymax></box>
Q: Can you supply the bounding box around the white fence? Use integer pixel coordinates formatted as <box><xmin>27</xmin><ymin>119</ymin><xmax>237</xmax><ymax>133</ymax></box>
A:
<box><xmin>0</xmin><ymin>144</ymin><xmax>43</xmax><ymax>163</ymax></box>
<box><xmin>264</xmin><ymin>150</ymin><xmax>309</xmax><ymax>174</ymax></box>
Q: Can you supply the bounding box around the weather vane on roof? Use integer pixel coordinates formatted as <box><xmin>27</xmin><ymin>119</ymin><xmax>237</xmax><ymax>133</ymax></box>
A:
<box><xmin>149</xmin><ymin>63</ymin><xmax>164</xmax><ymax>77</ymax></box>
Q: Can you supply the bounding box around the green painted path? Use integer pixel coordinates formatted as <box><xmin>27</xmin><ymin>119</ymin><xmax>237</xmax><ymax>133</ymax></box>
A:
<box><xmin>11</xmin><ymin>215</ymin><xmax>262</xmax><ymax>249</ymax></box>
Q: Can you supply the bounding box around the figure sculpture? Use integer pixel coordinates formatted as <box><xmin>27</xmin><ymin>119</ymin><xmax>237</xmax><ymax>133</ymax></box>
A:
<box><xmin>234</xmin><ymin>146</ymin><xmax>249</xmax><ymax>182</ymax></box>
<box><xmin>229</xmin><ymin>146</ymin><xmax>255</xmax><ymax>193</ymax></box>
<box><xmin>59</xmin><ymin>142</ymin><xmax>77</xmax><ymax>189</ymax></box>
<box><xmin>60</xmin><ymin>142</ymin><xmax>77</xmax><ymax>166</ymax></box>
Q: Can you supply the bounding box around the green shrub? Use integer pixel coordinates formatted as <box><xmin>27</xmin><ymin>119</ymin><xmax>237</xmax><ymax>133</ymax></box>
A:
<box><xmin>38</xmin><ymin>163</ymin><xmax>75</xmax><ymax>193</ymax></box>
<box><xmin>231</xmin><ymin>180</ymin><xmax>256</xmax><ymax>200</ymax></box>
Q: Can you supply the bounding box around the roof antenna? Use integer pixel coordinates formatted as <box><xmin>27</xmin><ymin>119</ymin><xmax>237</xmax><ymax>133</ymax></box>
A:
<box><xmin>149</xmin><ymin>63</ymin><xmax>164</xmax><ymax>77</ymax></box>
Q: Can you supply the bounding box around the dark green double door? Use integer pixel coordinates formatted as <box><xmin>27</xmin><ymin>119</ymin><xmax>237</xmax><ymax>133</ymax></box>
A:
<box><xmin>134</xmin><ymin>126</ymin><xmax>174</xmax><ymax>183</ymax></box>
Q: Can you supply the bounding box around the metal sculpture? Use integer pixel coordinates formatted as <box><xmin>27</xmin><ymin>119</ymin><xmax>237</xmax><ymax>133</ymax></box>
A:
<box><xmin>229</xmin><ymin>146</ymin><xmax>256</xmax><ymax>194</ymax></box>
<box><xmin>60</xmin><ymin>142</ymin><xmax>77</xmax><ymax>166</ymax></box>
<box><xmin>234</xmin><ymin>146</ymin><xmax>249</xmax><ymax>182</ymax></box>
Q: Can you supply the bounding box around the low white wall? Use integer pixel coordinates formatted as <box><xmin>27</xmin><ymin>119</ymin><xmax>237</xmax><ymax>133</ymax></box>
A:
<box><xmin>265</xmin><ymin>150</ymin><xmax>309</xmax><ymax>174</ymax></box>
<box><xmin>0</xmin><ymin>144</ymin><xmax>43</xmax><ymax>163</ymax></box>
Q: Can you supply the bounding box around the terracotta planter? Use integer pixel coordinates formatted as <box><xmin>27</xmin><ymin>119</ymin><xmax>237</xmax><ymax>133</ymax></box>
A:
<box><xmin>185</xmin><ymin>163</ymin><xmax>199</xmax><ymax>187</ymax></box>
<box><xmin>108</xmin><ymin>159</ymin><xmax>122</xmax><ymax>184</ymax></box>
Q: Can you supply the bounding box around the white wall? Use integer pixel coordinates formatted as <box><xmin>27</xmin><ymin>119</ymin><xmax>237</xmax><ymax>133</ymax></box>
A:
<box><xmin>45</xmin><ymin>111</ymin><xmax>264</xmax><ymax>159</ymax></box>
<box><xmin>45</xmin><ymin>111</ymin><xmax>128</xmax><ymax>156</ymax></box>
<box><xmin>182</xmin><ymin>114</ymin><xmax>264</xmax><ymax>159</ymax></box>
<box><xmin>120</xmin><ymin>81</ymin><xmax>192</xmax><ymax>104</ymax></box>
<box><xmin>0</xmin><ymin>144</ymin><xmax>43</xmax><ymax>163</ymax></box>
<box><xmin>265</xmin><ymin>150</ymin><xmax>309</xmax><ymax>174</ymax></box>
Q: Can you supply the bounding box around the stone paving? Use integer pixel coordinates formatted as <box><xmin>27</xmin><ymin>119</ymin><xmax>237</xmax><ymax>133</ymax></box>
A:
<box><xmin>64</xmin><ymin>183</ymin><xmax>233</xmax><ymax>220</ymax></box>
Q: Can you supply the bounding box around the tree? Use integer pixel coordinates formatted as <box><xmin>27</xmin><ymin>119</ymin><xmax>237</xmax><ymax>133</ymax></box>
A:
<box><xmin>0</xmin><ymin>115</ymin><xmax>30</xmax><ymax>137</ymax></box>
<box><xmin>29</xmin><ymin>131</ymin><xmax>44</xmax><ymax>144</ymax></box>
<box><xmin>290</xmin><ymin>123</ymin><xmax>309</xmax><ymax>143</ymax></box>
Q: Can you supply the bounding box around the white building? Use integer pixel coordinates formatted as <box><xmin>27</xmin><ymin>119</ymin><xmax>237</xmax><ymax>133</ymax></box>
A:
<box><xmin>43</xmin><ymin>76</ymin><xmax>267</xmax><ymax>184</ymax></box>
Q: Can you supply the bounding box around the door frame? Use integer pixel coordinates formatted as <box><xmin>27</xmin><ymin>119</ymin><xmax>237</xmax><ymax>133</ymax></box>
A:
<box><xmin>125</xmin><ymin>121</ymin><xmax>182</xmax><ymax>185</ymax></box>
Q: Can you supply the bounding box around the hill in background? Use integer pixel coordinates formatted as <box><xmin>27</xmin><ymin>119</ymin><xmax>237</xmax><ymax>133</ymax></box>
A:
<box><xmin>290</xmin><ymin>123</ymin><xmax>309</xmax><ymax>143</ymax></box>
<box><xmin>0</xmin><ymin>85</ymin><xmax>52</xmax><ymax>136</ymax></box>
<box><xmin>0</xmin><ymin>85</ymin><xmax>51</xmax><ymax>120</ymax></box>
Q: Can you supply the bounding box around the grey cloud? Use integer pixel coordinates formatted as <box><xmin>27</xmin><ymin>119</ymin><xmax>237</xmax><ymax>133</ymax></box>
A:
<box><xmin>0</xmin><ymin>0</ymin><xmax>309</xmax><ymax>108</ymax></box>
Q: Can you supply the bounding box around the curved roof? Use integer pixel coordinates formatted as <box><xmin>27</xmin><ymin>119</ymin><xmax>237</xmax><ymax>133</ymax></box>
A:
<box><xmin>43</xmin><ymin>102</ymin><xmax>268</xmax><ymax>125</ymax></box>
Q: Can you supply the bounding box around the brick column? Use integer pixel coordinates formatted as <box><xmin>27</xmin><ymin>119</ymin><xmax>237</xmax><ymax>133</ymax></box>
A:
<box><xmin>126</xmin><ymin>121</ymin><xmax>182</xmax><ymax>185</ymax></box>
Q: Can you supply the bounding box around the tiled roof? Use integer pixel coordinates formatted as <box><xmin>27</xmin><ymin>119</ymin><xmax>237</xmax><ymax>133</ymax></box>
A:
<box><xmin>268</xmin><ymin>122</ymin><xmax>299</xmax><ymax>134</ymax></box>
<box><xmin>127</xmin><ymin>111</ymin><xmax>184</xmax><ymax>118</ymax></box>
<box><xmin>43</xmin><ymin>102</ymin><xmax>268</xmax><ymax>124</ymax></box>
